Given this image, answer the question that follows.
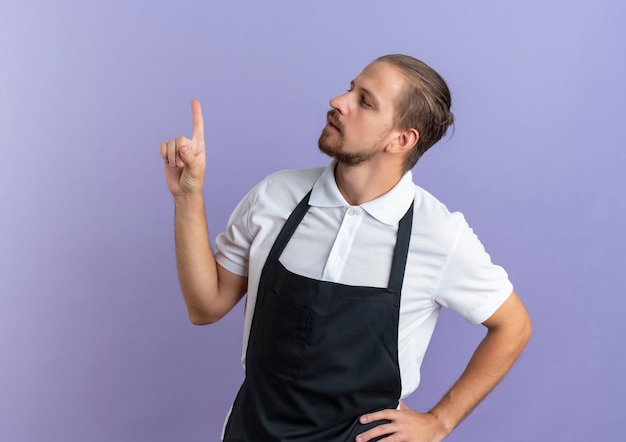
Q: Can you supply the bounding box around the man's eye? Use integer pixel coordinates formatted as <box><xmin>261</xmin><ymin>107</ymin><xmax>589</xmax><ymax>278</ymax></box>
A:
<box><xmin>360</xmin><ymin>96</ymin><xmax>370</xmax><ymax>107</ymax></box>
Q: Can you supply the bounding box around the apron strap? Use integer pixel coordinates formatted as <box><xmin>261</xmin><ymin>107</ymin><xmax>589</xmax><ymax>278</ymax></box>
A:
<box><xmin>267</xmin><ymin>190</ymin><xmax>312</xmax><ymax>260</ymax></box>
<box><xmin>388</xmin><ymin>201</ymin><xmax>414</xmax><ymax>292</ymax></box>
<box><xmin>268</xmin><ymin>190</ymin><xmax>414</xmax><ymax>292</ymax></box>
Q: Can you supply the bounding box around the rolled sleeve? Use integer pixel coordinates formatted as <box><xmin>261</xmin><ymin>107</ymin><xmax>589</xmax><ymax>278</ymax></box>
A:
<box><xmin>434</xmin><ymin>217</ymin><xmax>513</xmax><ymax>324</ymax></box>
<box><xmin>214</xmin><ymin>188</ymin><xmax>258</xmax><ymax>278</ymax></box>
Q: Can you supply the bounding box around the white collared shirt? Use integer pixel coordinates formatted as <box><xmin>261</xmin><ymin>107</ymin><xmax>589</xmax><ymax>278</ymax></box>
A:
<box><xmin>216</xmin><ymin>161</ymin><xmax>512</xmax><ymax>398</ymax></box>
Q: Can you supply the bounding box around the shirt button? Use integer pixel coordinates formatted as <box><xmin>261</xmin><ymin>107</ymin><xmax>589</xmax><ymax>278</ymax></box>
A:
<box><xmin>334</xmin><ymin>255</ymin><xmax>341</xmax><ymax>262</ymax></box>
<box><xmin>348</xmin><ymin>209</ymin><xmax>356</xmax><ymax>216</ymax></box>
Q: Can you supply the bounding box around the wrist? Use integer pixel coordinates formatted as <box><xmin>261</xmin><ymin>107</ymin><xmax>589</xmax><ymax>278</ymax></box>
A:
<box><xmin>427</xmin><ymin>409</ymin><xmax>455</xmax><ymax>439</ymax></box>
<box><xmin>173</xmin><ymin>191</ymin><xmax>205</xmax><ymax>207</ymax></box>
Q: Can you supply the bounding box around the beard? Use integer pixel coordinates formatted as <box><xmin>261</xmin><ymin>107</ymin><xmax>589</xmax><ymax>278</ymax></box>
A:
<box><xmin>318</xmin><ymin>111</ymin><xmax>378</xmax><ymax>166</ymax></box>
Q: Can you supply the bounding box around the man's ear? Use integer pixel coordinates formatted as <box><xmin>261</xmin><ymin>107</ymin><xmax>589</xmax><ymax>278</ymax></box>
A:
<box><xmin>389</xmin><ymin>128</ymin><xmax>419</xmax><ymax>154</ymax></box>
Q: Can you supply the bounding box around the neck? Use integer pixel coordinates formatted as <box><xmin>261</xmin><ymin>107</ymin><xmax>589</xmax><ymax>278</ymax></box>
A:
<box><xmin>334</xmin><ymin>160</ymin><xmax>404</xmax><ymax>206</ymax></box>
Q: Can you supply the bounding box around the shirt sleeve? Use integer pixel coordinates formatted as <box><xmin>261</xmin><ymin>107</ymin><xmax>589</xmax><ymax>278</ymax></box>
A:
<box><xmin>434</xmin><ymin>216</ymin><xmax>513</xmax><ymax>324</ymax></box>
<box><xmin>214</xmin><ymin>184</ymin><xmax>261</xmax><ymax>277</ymax></box>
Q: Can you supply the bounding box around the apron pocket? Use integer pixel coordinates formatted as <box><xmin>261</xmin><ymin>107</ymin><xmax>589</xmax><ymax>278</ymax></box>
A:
<box><xmin>254</xmin><ymin>288</ymin><xmax>316</xmax><ymax>379</ymax></box>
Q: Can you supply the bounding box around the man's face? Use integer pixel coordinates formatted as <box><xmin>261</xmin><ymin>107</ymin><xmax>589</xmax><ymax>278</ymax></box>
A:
<box><xmin>318</xmin><ymin>61</ymin><xmax>406</xmax><ymax>165</ymax></box>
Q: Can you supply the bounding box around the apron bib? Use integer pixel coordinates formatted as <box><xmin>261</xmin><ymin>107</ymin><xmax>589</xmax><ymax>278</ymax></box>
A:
<box><xmin>224</xmin><ymin>190</ymin><xmax>414</xmax><ymax>441</ymax></box>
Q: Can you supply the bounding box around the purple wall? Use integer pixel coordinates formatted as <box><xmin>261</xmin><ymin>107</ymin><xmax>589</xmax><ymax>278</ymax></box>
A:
<box><xmin>2</xmin><ymin>0</ymin><xmax>624</xmax><ymax>440</ymax></box>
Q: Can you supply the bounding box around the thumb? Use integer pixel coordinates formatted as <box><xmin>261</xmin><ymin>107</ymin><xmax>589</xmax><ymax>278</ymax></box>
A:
<box><xmin>178</xmin><ymin>145</ymin><xmax>197</xmax><ymax>168</ymax></box>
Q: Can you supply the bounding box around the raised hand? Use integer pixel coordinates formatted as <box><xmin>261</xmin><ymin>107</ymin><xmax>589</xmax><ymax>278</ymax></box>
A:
<box><xmin>160</xmin><ymin>99</ymin><xmax>207</xmax><ymax>197</ymax></box>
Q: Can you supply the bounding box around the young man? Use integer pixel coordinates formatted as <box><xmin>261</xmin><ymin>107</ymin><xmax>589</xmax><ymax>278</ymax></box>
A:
<box><xmin>160</xmin><ymin>54</ymin><xmax>532</xmax><ymax>441</ymax></box>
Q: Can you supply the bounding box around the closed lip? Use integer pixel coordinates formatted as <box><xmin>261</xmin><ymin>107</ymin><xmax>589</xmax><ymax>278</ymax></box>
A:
<box><xmin>327</xmin><ymin>113</ymin><xmax>342</xmax><ymax>132</ymax></box>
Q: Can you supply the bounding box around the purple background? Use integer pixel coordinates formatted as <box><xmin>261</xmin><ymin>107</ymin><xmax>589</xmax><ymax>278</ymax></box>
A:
<box><xmin>2</xmin><ymin>0</ymin><xmax>624</xmax><ymax>440</ymax></box>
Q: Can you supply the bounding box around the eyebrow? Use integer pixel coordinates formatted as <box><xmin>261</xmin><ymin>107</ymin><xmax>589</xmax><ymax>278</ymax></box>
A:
<box><xmin>350</xmin><ymin>80</ymin><xmax>379</xmax><ymax>109</ymax></box>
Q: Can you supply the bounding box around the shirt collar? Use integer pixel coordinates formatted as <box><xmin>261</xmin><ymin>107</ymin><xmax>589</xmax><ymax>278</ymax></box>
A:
<box><xmin>310</xmin><ymin>160</ymin><xmax>415</xmax><ymax>226</ymax></box>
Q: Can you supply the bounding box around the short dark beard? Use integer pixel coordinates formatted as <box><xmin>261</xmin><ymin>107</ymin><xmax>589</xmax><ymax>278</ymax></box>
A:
<box><xmin>318</xmin><ymin>117</ymin><xmax>378</xmax><ymax>166</ymax></box>
<box><xmin>318</xmin><ymin>136</ymin><xmax>377</xmax><ymax>165</ymax></box>
<box><xmin>318</xmin><ymin>123</ymin><xmax>380</xmax><ymax>166</ymax></box>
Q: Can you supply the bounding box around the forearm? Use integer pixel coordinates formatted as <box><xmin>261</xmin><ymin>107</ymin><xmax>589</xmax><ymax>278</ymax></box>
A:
<box><xmin>173</xmin><ymin>193</ymin><xmax>221</xmax><ymax>324</ymax></box>
<box><xmin>356</xmin><ymin>313</ymin><xmax>530</xmax><ymax>442</ymax></box>
<box><xmin>162</xmin><ymin>100</ymin><xmax>246</xmax><ymax>324</ymax></box>
<box><xmin>428</xmin><ymin>306</ymin><xmax>532</xmax><ymax>437</ymax></box>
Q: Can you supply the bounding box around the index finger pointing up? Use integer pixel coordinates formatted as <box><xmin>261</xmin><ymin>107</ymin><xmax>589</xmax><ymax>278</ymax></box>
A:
<box><xmin>191</xmin><ymin>98</ymin><xmax>204</xmax><ymax>142</ymax></box>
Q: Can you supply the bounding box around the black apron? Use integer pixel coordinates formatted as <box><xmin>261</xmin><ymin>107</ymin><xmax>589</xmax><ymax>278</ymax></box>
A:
<box><xmin>223</xmin><ymin>190</ymin><xmax>414</xmax><ymax>441</ymax></box>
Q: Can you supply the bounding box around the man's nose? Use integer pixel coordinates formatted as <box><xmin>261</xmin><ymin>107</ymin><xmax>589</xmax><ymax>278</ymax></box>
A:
<box><xmin>329</xmin><ymin>92</ymin><xmax>350</xmax><ymax>114</ymax></box>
